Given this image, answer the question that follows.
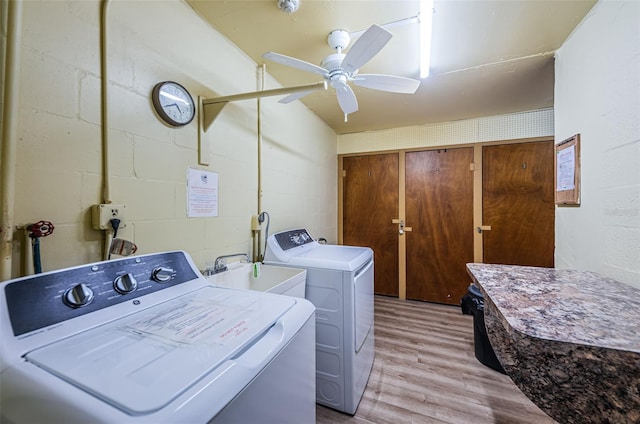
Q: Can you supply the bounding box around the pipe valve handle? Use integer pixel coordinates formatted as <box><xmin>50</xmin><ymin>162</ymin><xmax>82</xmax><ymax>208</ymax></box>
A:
<box><xmin>27</xmin><ymin>220</ymin><xmax>54</xmax><ymax>238</ymax></box>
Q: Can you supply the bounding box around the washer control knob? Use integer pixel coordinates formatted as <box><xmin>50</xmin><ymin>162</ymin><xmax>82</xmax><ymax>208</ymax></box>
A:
<box><xmin>114</xmin><ymin>273</ymin><xmax>138</xmax><ymax>294</ymax></box>
<box><xmin>151</xmin><ymin>267</ymin><xmax>176</xmax><ymax>283</ymax></box>
<box><xmin>63</xmin><ymin>283</ymin><xmax>94</xmax><ymax>308</ymax></box>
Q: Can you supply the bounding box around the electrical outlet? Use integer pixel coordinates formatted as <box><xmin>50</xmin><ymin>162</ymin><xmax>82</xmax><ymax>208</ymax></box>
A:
<box><xmin>92</xmin><ymin>204</ymin><xmax>127</xmax><ymax>230</ymax></box>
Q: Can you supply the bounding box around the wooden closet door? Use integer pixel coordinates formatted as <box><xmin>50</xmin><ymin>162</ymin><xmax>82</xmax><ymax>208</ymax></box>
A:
<box><xmin>405</xmin><ymin>148</ymin><xmax>474</xmax><ymax>304</ymax></box>
<box><xmin>343</xmin><ymin>154</ymin><xmax>399</xmax><ymax>296</ymax></box>
<box><xmin>482</xmin><ymin>141</ymin><xmax>555</xmax><ymax>267</ymax></box>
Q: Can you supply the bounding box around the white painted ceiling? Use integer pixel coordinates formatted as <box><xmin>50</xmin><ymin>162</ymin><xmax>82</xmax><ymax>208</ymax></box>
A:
<box><xmin>187</xmin><ymin>0</ymin><xmax>596</xmax><ymax>135</ymax></box>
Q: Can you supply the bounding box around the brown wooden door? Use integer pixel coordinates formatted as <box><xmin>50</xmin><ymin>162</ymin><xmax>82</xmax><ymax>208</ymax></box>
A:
<box><xmin>405</xmin><ymin>148</ymin><xmax>474</xmax><ymax>304</ymax></box>
<box><xmin>482</xmin><ymin>141</ymin><xmax>555</xmax><ymax>267</ymax></box>
<box><xmin>343</xmin><ymin>154</ymin><xmax>399</xmax><ymax>296</ymax></box>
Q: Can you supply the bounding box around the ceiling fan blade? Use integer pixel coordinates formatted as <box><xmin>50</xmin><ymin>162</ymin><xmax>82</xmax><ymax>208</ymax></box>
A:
<box><xmin>341</xmin><ymin>24</ymin><xmax>392</xmax><ymax>74</ymax></box>
<box><xmin>262</xmin><ymin>51</ymin><xmax>328</xmax><ymax>76</ymax></box>
<box><xmin>335</xmin><ymin>83</ymin><xmax>359</xmax><ymax>115</ymax></box>
<box><xmin>353</xmin><ymin>74</ymin><xmax>421</xmax><ymax>94</ymax></box>
<box><xmin>278</xmin><ymin>90</ymin><xmax>315</xmax><ymax>104</ymax></box>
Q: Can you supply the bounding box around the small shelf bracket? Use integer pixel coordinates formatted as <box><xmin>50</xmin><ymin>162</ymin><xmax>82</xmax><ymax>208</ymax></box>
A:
<box><xmin>201</xmin><ymin>81</ymin><xmax>327</xmax><ymax>132</ymax></box>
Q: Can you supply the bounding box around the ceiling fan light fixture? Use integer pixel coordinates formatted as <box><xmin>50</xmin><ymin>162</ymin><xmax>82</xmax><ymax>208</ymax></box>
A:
<box><xmin>420</xmin><ymin>0</ymin><xmax>433</xmax><ymax>78</ymax></box>
<box><xmin>277</xmin><ymin>0</ymin><xmax>299</xmax><ymax>14</ymax></box>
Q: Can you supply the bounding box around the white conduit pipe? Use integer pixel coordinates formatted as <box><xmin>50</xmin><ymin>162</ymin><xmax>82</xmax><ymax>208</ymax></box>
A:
<box><xmin>23</xmin><ymin>229</ymin><xmax>34</xmax><ymax>276</ymax></box>
<box><xmin>257</xmin><ymin>65</ymin><xmax>265</xmax><ymax>215</ymax></box>
<box><xmin>0</xmin><ymin>0</ymin><xmax>23</xmax><ymax>281</ymax></box>
<box><xmin>101</xmin><ymin>0</ymin><xmax>111</xmax><ymax>205</ymax></box>
<box><xmin>101</xmin><ymin>0</ymin><xmax>113</xmax><ymax>260</ymax></box>
<box><xmin>253</xmin><ymin>65</ymin><xmax>265</xmax><ymax>262</ymax></box>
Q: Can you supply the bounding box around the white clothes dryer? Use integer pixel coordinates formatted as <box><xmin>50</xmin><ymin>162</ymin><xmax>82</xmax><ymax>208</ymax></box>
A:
<box><xmin>264</xmin><ymin>229</ymin><xmax>375</xmax><ymax>415</ymax></box>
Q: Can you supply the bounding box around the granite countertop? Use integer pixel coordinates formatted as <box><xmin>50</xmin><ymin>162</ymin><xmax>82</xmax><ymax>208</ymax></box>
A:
<box><xmin>466</xmin><ymin>263</ymin><xmax>640</xmax><ymax>424</ymax></box>
<box><xmin>466</xmin><ymin>264</ymin><xmax>640</xmax><ymax>353</ymax></box>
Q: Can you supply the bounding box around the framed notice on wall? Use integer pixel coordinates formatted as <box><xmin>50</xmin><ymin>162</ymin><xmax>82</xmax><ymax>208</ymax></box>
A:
<box><xmin>555</xmin><ymin>134</ymin><xmax>581</xmax><ymax>205</ymax></box>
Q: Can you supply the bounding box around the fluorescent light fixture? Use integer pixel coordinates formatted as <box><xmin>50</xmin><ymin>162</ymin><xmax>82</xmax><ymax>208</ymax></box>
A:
<box><xmin>420</xmin><ymin>0</ymin><xmax>433</xmax><ymax>78</ymax></box>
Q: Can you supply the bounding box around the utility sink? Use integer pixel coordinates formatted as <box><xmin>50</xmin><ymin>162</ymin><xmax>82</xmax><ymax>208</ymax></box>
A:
<box><xmin>205</xmin><ymin>262</ymin><xmax>307</xmax><ymax>298</ymax></box>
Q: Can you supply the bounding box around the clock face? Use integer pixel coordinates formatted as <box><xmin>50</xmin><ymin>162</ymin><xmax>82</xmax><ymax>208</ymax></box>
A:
<box><xmin>152</xmin><ymin>81</ymin><xmax>195</xmax><ymax>127</ymax></box>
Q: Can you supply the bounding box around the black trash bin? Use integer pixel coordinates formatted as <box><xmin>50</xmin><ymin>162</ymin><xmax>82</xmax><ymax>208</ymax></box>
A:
<box><xmin>461</xmin><ymin>284</ymin><xmax>506</xmax><ymax>374</ymax></box>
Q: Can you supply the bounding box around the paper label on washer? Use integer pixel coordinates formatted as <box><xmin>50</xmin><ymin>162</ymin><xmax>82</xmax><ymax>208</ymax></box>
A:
<box><xmin>122</xmin><ymin>291</ymin><xmax>274</xmax><ymax>346</ymax></box>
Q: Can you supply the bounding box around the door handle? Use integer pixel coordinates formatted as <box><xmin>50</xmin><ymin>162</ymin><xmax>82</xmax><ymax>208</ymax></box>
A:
<box><xmin>476</xmin><ymin>225</ymin><xmax>492</xmax><ymax>233</ymax></box>
<box><xmin>392</xmin><ymin>219</ymin><xmax>412</xmax><ymax>235</ymax></box>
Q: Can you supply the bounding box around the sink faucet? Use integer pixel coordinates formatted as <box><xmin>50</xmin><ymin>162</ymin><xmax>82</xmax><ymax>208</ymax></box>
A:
<box><xmin>211</xmin><ymin>253</ymin><xmax>250</xmax><ymax>274</ymax></box>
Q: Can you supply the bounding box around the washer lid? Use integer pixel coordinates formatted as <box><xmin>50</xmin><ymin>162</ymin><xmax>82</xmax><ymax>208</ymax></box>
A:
<box><xmin>25</xmin><ymin>287</ymin><xmax>295</xmax><ymax>416</ymax></box>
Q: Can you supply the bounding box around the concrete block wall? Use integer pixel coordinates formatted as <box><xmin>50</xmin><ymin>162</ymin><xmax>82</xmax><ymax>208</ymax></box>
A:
<box><xmin>7</xmin><ymin>0</ymin><xmax>337</xmax><ymax>276</ymax></box>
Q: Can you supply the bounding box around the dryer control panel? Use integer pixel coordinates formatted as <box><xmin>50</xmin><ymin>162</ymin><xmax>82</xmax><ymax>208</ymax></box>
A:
<box><xmin>273</xmin><ymin>229</ymin><xmax>315</xmax><ymax>251</ymax></box>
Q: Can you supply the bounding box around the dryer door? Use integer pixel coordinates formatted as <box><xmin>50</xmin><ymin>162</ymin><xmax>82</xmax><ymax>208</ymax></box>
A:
<box><xmin>353</xmin><ymin>258</ymin><xmax>374</xmax><ymax>352</ymax></box>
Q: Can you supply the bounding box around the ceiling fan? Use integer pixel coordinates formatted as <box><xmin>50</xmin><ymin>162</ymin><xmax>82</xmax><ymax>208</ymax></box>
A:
<box><xmin>262</xmin><ymin>24</ymin><xmax>421</xmax><ymax>119</ymax></box>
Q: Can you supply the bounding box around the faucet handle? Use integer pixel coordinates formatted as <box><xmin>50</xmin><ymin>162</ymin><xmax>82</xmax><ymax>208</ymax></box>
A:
<box><xmin>202</xmin><ymin>261</ymin><xmax>216</xmax><ymax>276</ymax></box>
<box><xmin>213</xmin><ymin>258</ymin><xmax>228</xmax><ymax>273</ymax></box>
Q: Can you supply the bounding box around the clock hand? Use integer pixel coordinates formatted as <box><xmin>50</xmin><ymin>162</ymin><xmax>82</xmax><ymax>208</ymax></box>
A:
<box><xmin>166</xmin><ymin>103</ymin><xmax>182</xmax><ymax>113</ymax></box>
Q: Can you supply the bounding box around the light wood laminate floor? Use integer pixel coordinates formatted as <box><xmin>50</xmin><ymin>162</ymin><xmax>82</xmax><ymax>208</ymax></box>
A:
<box><xmin>317</xmin><ymin>296</ymin><xmax>557</xmax><ymax>424</ymax></box>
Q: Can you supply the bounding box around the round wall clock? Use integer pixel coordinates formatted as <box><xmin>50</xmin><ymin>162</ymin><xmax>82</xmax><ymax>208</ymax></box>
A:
<box><xmin>151</xmin><ymin>81</ymin><xmax>196</xmax><ymax>127</ymax></box>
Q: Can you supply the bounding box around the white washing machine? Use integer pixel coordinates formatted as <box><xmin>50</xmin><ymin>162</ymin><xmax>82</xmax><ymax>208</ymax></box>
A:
<box><xmin>0</xmin><ymin>251</ymin><xmax>316</xmax><ymax>423</ymax></box>
<box><xmin>264</xmin><ymin>229</ymin><xmax>375</xmax><ymax>415</ymax></box>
